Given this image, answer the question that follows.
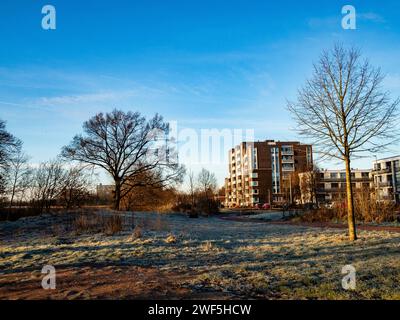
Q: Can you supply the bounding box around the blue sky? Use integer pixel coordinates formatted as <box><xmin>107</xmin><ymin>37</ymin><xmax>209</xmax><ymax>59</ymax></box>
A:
<box><xmin>1</xmin><ymin>0</ymin><xmax>400</xmax><ymax>186</ymax></box>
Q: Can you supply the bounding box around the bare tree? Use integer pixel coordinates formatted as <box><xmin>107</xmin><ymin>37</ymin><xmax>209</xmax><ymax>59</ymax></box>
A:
<box><xmin>59</xmin><ymin>166</ymin><xmax>93</xmax><ymax>209</ymax></box>
<box><xmin>197</xmin><ymin>168</ymin><xmax>217</xmax><ymax>214</ymax></box>
<box><xmin>62</xmin><ymin>109</ymin><xmax>184</xmax><ymax>210</ymax></box>
<box><xmin>0</xmin><ymin>119</ymin><xmax>21</xmax><ymax>195</ymax></box>
<box><xmin>288</xmin><ymin>44</ymin><xmax>399</xmax><ymax>240</ymax></box>
<box><xmin>0</xmin><ymin>119</ymin><xmax>21</xmax><ymax>165</ymax></box>
<box><xmin>188</xmin><ymin>170</ymin><xmax>196</xmax><ymax>213</ymax></box>
<box><xmin>32</xmin><ymin>160</ymin><xmax>67</xmax><ymax>213</ymax></box>
<box><xmin>299</xmin><ymin>164</ymin><xmax>321</xmax><ymax>206</ymax></box>
<box><xmin>6</xmin><ymin>149</ymin><xmax>32</xmax><ymax>208</ymax></box>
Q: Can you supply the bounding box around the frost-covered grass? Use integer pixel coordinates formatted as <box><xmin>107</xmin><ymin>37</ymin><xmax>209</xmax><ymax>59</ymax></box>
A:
<box><xmin>246</xmin><ymin>211</ymin><xmax>289</xmax><ymax>221</ymax></box>
<box><xmin>0</xmin><ymin>211</ymin><xmax>399</xmax><ymax>299</ymax></box>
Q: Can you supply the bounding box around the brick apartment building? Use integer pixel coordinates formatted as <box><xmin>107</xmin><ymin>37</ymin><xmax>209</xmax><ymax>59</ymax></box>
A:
<box><xmin>224</xmin><ymin>140</ymin><xmax>312</xmax><ymax>208</ymax></box>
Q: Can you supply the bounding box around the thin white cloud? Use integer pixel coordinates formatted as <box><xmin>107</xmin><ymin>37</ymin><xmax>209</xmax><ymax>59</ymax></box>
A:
<box><xmin>35</xmin><ymin>90</ymin><xmax>137</xmax><ymax>107</ymax></box>
<box><xmin>358</xmin><ymin>12</ymin><xmax>386</xmax><ymax>23</ymax></box>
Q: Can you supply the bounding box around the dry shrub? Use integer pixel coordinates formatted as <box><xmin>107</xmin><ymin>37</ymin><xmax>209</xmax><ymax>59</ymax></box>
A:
<box><xmin>73</xmin><ymin>213</ymin><xmax>123</xmax><ymax>235</ymax></box>
<box><xmin>73</xmin><ymin>214</ymin><xmax>100</xmax><ymax>233</ymax></box>
<box><xmin>0</xmin><ymin>207</ymin><xmax>42</xmax><ymax>222</ymax></box>
<box><xmin>165</xmin><ymin>234</ymin><xmax>177</xmax><ymax>244</ymax></box>
<box><xmin>156</xmin><ymin>203</ymin><xmax>174</xmax><ymax>213</ymax></box>
<box><xmin>104</xmin><ymin>215</ymin><xmax>123</xmax><ymax>235</ymax></box>
<box><xmin>301</xmin><ymin>193</ymin><xmax>398</xmax><ymax>224</ymax></box>
<box><xmin>354</xmin><ymin>191</ymin><xmax>398</xmax><ymax>223</ymax></box>
<box><xmin>300</xmin><ymin>207</ymin><xmax>344</xmax><ymax>223</ymax></box>
<box><xmin>132</xmin><ymin>225</ymin><xmax>143</xmax><ymax>239</ymax></box>
<box><xmin>201</xmin><ymin>240</ymin><xmax>213</xmax><ymax>251</ymax></box>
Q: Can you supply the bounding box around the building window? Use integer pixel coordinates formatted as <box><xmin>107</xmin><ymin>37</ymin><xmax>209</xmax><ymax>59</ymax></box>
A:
<box><xmin>281</xmin><ymin>146</ymin><xmax>293</xmax><ymax>155</ymax></box>
<box><xmin>254</xmin><ymin>148</ymin><xmax>258</xmax><ymax>169</ymax></box>
<box><xmin>306</xmin><ymin>146</ymin><xmax>312</xmax><ymax>165</ymax></box>
<box><xmin>271</xmin><ymin>147</ymin><xmax>280</xmax><ymax>193</ymax></box>
<box><xmin>282</xmin><ymin>163</ymin><xmax>294</xmax><ymax>171</ymax></box>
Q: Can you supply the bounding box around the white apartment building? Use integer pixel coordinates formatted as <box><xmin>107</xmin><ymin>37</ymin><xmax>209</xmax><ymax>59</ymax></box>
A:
<box><xmin>318</xmin><ymin>169</ymin><xmax>373</xmax><ymax>202</ymax></box>
<box><xmin>372</xmin><ymin>155</ymin><xmax>400</xmax><ymax>203</ymax></box>
<box><xmin>299</xmin><ymin>169</ymin><xmax>373</xmax><ymax>204</ymax></box>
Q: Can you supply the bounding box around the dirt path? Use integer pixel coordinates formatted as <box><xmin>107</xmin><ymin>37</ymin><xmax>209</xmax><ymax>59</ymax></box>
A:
<box><xmin>0</xmin><ymin>265</ymin><xmax>231</xmax><ymax>300</ymax></box>
<box><xmin>219</xmin><ymin>216</ymin><xmax>400</xmax><ymax>233</ymax></box>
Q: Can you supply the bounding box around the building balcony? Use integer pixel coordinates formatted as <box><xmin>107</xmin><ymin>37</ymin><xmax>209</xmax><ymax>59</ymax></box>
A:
<box><xmin>281</xmin><ymin>150</ymin><xmax>294</xmax><ymax>156</ymax></box>
<box><xmin>373</xmin><ymin>168</ymin><xmax>391</xmax><ymax>174</ymax></box>
<box><xmin>321</xmin><ymin>177</ymin><xmax>372</xmax><ymax>183</ymax></box>
<box><xmin>377</xmin><ymin>181</ymin><xmax>393</xmax><ymax>188</ymax></box>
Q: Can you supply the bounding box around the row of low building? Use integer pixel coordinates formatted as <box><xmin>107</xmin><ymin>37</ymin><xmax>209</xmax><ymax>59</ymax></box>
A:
<box><xmin>301</xmin><ymin>156</ymin><xmax>400</xmax><ymax>204</ymax></box>
<box><xmin>223</xmin><ymin>140</ymin><xmax>400</xmax><ymax>207</ymax></box>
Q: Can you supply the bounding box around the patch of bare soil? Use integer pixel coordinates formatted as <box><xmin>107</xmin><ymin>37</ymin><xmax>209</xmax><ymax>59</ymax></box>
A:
<box><xmin>0</xmin><ymin>266</ymin><xmax>231</xmax><ymax>300</ymax></box>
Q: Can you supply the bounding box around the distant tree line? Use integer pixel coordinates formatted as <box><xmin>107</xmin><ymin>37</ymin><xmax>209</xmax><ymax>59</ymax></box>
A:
<box><xmin>174</xmin><ymin>168</ymin><xmax>220</xmax><ymax>217</ymax></box>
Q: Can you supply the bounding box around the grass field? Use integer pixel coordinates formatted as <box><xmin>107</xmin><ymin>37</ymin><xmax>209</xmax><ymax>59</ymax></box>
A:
<box><xmin>0</xmin><ymin>211</ymin><xmax>399</xmax><ymax>299</ymax></box>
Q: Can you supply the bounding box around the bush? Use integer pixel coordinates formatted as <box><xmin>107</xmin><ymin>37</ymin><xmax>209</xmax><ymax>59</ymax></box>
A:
<box><xmin>165</xmin><ymin>234</ymin><xmax>177</xmax><ymax>244</ymax></box>
<box><xmin>132</xmin><ymin>225</ymin><xmax>142</xmax><ymax>239</ymax></box>
<box><xmin>300</xmin><ymin>207</ymin><xmax>343</xmax><ymax>223</ymax></box>
<box><xmin>0</xmin><ymin>207</ymin><xmax>42</xmax><ymax>222</ymax></box>
<box><xmin>300</xmin><ymin>200</ymin><xmax>399</xmax><ymax>224</ymax></box>
<box><xmin>72</xmin><ymin>213</ymin><xmax>123</xmax><ymax>235</ymax></box>
<box><xmin>104</xmin><ymin>215</ymin><xmax>123</xmax><ymax>235</ymax></box>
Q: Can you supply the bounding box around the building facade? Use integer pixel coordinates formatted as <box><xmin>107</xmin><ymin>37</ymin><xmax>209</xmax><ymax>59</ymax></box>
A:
<box><xmin>303</xmin><ymin>169</ymin><xmax>374</xmax><ymax>204</ymax></box>
<box><xmin>372</xmin><ymin>155</ymin><xmax>400</xmax><ymax>203</ymax></box>
<box><xmin>224</xmin><ymin>140</ymin><xmax>312</xmax><ymax>208</ymax></box>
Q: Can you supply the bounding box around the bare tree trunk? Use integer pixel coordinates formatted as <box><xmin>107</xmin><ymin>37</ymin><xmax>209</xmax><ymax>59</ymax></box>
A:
<box><xmin>9</xmin><ymin>172</ymin><xmax>18</xmax><ymax>209</ymax></box>
<box><xmin>9</xmin><ymin>185</ymin><xmax>16</xmax><ymax>208</ymax></box>
<box><xmin>191</xmin><ymin>193</ymin><xmax>195</xmax><ymax>213</ymax></box>
<box><xmin>114</xmin><ymin>179</ymin><xmax>121</xmax><ymax>210</ymax></box>
<box><xmin>345</xmin><ymin>155</ymin><xmax>357</xmax><ymax>241</ymax></box>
